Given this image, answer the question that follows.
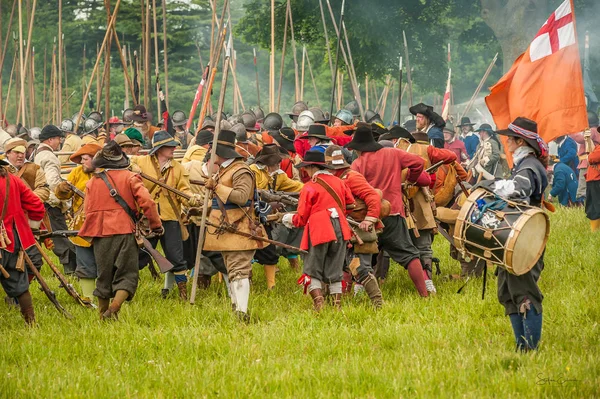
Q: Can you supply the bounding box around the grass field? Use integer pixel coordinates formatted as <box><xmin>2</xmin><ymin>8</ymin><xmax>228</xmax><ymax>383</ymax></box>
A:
<box><xmin>1</xmin><ymin>207</ymin><xmax>599</xmax><ymax>398</ymax></box>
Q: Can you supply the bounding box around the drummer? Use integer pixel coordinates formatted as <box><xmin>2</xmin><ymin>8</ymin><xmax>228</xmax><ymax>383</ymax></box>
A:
<box><xmin>482</xmin><ymin>117</ymin><xmax>548</xmax><ymax>352</ymax></box>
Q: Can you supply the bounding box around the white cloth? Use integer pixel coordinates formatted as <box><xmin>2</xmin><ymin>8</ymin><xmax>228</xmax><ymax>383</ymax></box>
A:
<box><xmin>512</xmin><ymin>146</ymin><xmax>535</xmax><ymax>166</ymax></box>
<box><xmin>232</xmin><ymin>278</ymin><xmax>250</xmax><ymax>313</ymax></box>
<box><xmin>492</xmin><ymin>179</ymin><xmax>517</xmax><ymax>197</ymax></box>
<box><xmin>282</xmin><ymin>213</ymin><xmax>295</xmax><ymax>229</ymax></box>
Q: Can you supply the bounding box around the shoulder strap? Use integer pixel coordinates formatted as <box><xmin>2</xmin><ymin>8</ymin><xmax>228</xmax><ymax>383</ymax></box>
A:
<box><xmin>97</xmin><ymin>171</ymin><xmax>138</xmax><ymax>222</ymax></box>
<box><xmin>314</xmin><ymin>176</ymin><xmax>344</xmax><ymax>210</ymax></box>
<box><xmin>1</xmin><ymin>173</ymin><xmax>10</xmax><ymax>220</ymax></box>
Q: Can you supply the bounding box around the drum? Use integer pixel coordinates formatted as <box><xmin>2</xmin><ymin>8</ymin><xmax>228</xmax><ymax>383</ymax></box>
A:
<box><xmin>453</xmin><ymin>188</ymin><xmax>549</xmax><ymax>276</ymax></box>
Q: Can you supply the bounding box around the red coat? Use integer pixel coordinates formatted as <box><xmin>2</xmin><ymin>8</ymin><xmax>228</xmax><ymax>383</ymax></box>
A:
<box><xmin>444</xmin><ymin>139</ymin><xmax>468</xmax><ymax>161</ymax></box>
<box><xmin>587</xmin><ymin>144</ymin><xmax>600</xmax><ymax>182</ymax></box>
<box><xmin>426</xmin><ymin>145</ymin><xmax>459</xmax><ymax>189</ymax></box>
<box><xmin>335</xmin><ymin>169</ymin><xmax>380</xmax><ymax>222</ymax></box>
<box><xmin>292</xmin><ymin>173</ymin><xmax>354</xmax><ymax>250</ymax></box>
<box><xmin>79</xmin><ymin>170</ymin><xmax>161</xmax><ymax>238</ymax></box>
<box><xmin>351</xmin><ymin>148</ymin><xmax>424</xmax><ymax>217</ymax></box>
<box><xmin>280</xmin><ymin>156</ymin><xmax>295</xmax><ymax>179</ymax></box>
<box><xmin>0</xmin><ymin>173</ymin><xmax>45</xmax><ymax>252</ymax></box>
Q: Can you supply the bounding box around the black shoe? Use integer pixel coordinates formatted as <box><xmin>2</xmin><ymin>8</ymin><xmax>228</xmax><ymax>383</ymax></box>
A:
<box><xmin>161</xmin><ymin>289</ymin><xmax>169</xmax><ymax>299</ymax></box>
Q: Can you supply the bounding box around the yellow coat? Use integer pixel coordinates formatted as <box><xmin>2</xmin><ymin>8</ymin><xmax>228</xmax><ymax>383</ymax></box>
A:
<box><xmin>59</xmin><ymin>133</ymin><xmax>82</xmax><ymax>164</ymax></box>
<box><xmin>249</xmin><ymin>164</ymin><xmax>304</xmax><ymax>192</ymax></box>
<box><xmin>56</xmin><ymin>165</ymin><xmax>92</xmax><ymax>247</ymax></box>
<box><xmin>130</xmin><ymin>155</ymin><xmax>192</xmax><ymax>221</ymax></box>
<box><xmin>182</xmin><ymin>144</ymin><xmax>207</xmax><ymax>163</ymax></box>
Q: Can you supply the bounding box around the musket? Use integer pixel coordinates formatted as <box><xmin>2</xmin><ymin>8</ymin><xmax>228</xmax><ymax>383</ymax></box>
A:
<box><xmin>65</xmin><ymin>180</ymin><xmax>85</xmax><ymax>198</ymax></box>
<box><xmin>258</xmin><ymin>189</ymin><xmax>299</xmax><ymax>207</ymax></box>
<box><xmin>23</xmin><ymin>251</ymin><xmax>73</xmax><ymax>318</ymax></box>
<box><xmin>205</xmin><ymin>219</ymin><xmax>307</xmax><ymax>254</ymax></box>
<box><xmin>33</xmin><ymin>240</ymin><xmax>94</xmax><ymax>309</ymax></box>
<box><xmin>139</xmin><ymin>171</ymin><xmax>193</xmax><ymax>201</ymax></box>
<box><xmin>38</xmin><ymin>230</ymin><xmax>79</xmax><ymax>240</ymax></box>
<box><xmin>141</xmin><ymin>237</ymin><xmax>173</xmax><ymax>273</ymax></box>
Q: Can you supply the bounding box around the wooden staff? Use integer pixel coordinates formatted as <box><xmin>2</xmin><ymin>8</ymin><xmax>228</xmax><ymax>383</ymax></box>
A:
<box><xmin>228</xmin><ymin>50</ymin><xmax>245</xmax><ymax>112</ymax></box>
<box><xmin>305</xmin><ymin>48</ymin><xmax>321</xmax><ymax>107</ymax></box>
<box><xmin>17</xmin><ymin>0</ymin><xmax>27</xmax><ymax>125</ymax></box>
<box><xmin>16</xmin><ymin>0</ymin><xmax>37</xmax><ymax>125</ymax></box>
<box><xmin>152</xmin><ymin>0</ymin><xmax>160</xmax><ymax>116</ymax></box>
<box><xmin>109</xmin><ymin>27</ymin><xmax>136</xmax><ymax>106</ymax></box>
<box><xmin>318</xmin><ymin>0</ymin><xmax>334</xmax><ymax>81</ymax></box>
<box><xmin>73</xmin><ymin>0</ymin><xmax>122</xmax><ymax>133</ymax></box>
<box><xmin>190</xmin><ymin>33</ymin><xmax>232</xmax><ymax>305</ymax></box>
<box><xmin>402</xmin><ymin>30</ymin><xmax>414</xmax><ymax>109</ymax></box>
<box><xmin>397</xmin><ymin>56</ymin><xmax>403</xmax><ymax>123</ymax></box>
<box><xmin>195</xmin><ymin>67</ymin><xmax>217</xmax><ymax>133</ymax></box>
<box><xmin>253</xmin><ymin>48</ymin><xmax>261</xmax><ymax>108</ymax></box>
<box><xmin>28</xmin><ymin>47</ymin><xmax>36</xmax><ymax>126</ymax></box>
<box><xmin>104</xmin><ymin>0</ymin><xmax>113</xmax><ymax>129</ymax></box>
<box><xmin>460</xmin><ymin>53</ymin><xmax>498</xmax><ymax>121</ymax></box>
<box><xmin>161</xmin><ymin>0</ymin><xmax>169</xmax><ymax>109</ymax></box>
<box><xmin>365</xmin><ymin>75</ymin><xmax>369</xmax><ymax>110</ymax></box>
<box><xmin>42</xmin><ymin>46</ymin><xmax>47</xmax><ymax>123</ymax></box>
<box><xmin>0</xmin><ymin>0</ymin><xmax>17</xmax><ymax>122</ymax></box>
<box><xmin>328</xmin><ymin>0</ymin><xmax>345</xmax><ymax>121</ymax></box>
<box><xmin>300</xmin><ymin>45</ymin><xmax>306</xmax><ymax>101</ymax></box>
<box><xmin>58</xmin><ymin>0</ymin><xmax>63</xmax><ymax>122</ymax></box>
<box><xmin>96</xmin><ymin>42</ymin><xmax>101</xmax><ymax>113</ymax></box>
<box><xmin>144</xmin><ymin>0</ymin><xmax>151</xmax><ymax>110</ymax></box>
<box><xmin>341</xmin><ymin>19</ymin><xmax>364</xmax><ymax>120</ymax></box>
<box><xmin>123</xmin><ymin>45</ymin><xmax>130</xmax><ymax>109</ymax></box>
<box><xmin>62</xmin><ymin>39</ymin><xmax>69</xmax><ymax>116</ymax></box>
<box><xmin>269</xmin><ymin>0</ymin><xmax>275</xmax><ymax>112</ymax></box>
<box><xmin>275</xmin><ymin>0</ymin><xmax>290</xmax><ymax>113</ymax></box>
<box><xmin>288</xmin><ymin>2</ymin><xmax>300</xmax><ymax>103</ymax></box>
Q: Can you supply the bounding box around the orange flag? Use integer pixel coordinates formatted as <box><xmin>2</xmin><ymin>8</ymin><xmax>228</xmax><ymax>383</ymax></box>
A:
<box><xmin>485</xmin><ymin>0</ymin><xmax>587</xmax><ymax>145</ymax></box>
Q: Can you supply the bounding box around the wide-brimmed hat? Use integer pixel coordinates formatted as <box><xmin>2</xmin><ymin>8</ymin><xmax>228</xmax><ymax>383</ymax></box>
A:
<box><xmin>195</xmin><ymin>130</ymin><xmax>213</xmax><ymax>146</ymax></box>
<box><xmin>70</xmin><ymin>143</ymin><xmax>102</xmax><ymax>164</ymax></box>
<box><xmin>412</xmin><ymin>131</ymin><xmax>429</xmax><ymax>143</ymax></box>
<box><xmin>113</xmin><ymin>134</ymin><xmax>135</xmax><ymax>148</ymax></box>
<box><xmin>39</xmin><ymin>125</ymin><xmax>64</xmax><ymax>141</ymax></box>
<box><xmin>496</xmin><ymin>117</ymin><xmax>548</xmax><ymax>157</ymax></box>
<box><xmin>149</xmin><ymin>130</ymin><xmax>180</xmax><ymax>155</ymax></box>
<box><xmin>476</xmin><ymin>123</ymin><xmax>495</xmax><ymax>135</ymax></box>
<box><xmin>409</xmin><ymin>103</ymin><xmax>445</xmax><ymax>128</ymax></box>
<box><xmin>272</xmin><ymin>127</ymin><xmax>296</xmax><ymax>152</ymax></box>
<box><xmin>443</xmin><ymin>122</ymin><xmax>456</xmax><ymax>135</ymax></box>
<box><xmin>457</xmin><ymin>117</ymin><xmax>475</xmax><ymax>127</ymax></box>
<box><xmin>215</xmin><ymin>130</ymin><xmax>243</xmax><ymax>159</ymax></box>
<box><xmin>344</xmin><ymin>123</ymin><xmax>382</xmax><ymax>153</ymax></box>
<box><xmin>130</xmin><ymin>104</ymin><xmax>151</xmax><ymax>122</ymax></box>
<box><xmin>92</xmin><ymin>140</ymin><xmax>130</xmax><ymax>169</ymax></box>
<box><xmin>172</xmin><ymin>110</ymin><xmax>188</xmax><ymax>127</ymax></box>
<box><xmin>255</xmin><ymin>144</ymin><xmax>283</xmax><ymax>166</ymax></box>
<box><xmin>306</xmin><ymin>124</ymin><xmax>329</xmax><ymax>141</ymax></box>
<box><xmin>324</xmin><ymin>145</ymin><xmax>349</xmax><ymax>169</ymax></box>
<box><xmin>295</xmin><ymin>150</ymin><xmax>333</xmax><ymax>169</ymax></box>
<box><xmin>123</xmin><ymin>127</ymin><xmax>144</xmax><ymax>146</ymax></box>
<box><xmin>4</xmin><ymin>138</ymin><xmax>27</xmax><ymax>153</ymax></box>
<box><xmin>379</xmin><ymin>125</ymin><xmax>415</xmax><ymax>143</ymax></box>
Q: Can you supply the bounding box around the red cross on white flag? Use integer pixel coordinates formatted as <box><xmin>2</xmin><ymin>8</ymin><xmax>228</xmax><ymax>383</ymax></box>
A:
<box><xmin>529</xmin><ymin>0</ymin><xmax>576</xmax><ymax>62</ymax></box>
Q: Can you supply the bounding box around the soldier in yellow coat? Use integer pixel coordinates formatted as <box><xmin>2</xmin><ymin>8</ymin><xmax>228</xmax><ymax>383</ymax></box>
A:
<box><xmin>55</xmin><ymin>143</ymin><xmax>102</xmax><ymax>303</ymax></box>
<box><xmin>58</xmin><ymin>119</ymin><xmax>82</xmax><ymax>164</ymax></box>
<box><xmin>250</xmin><ymin>144</ymin><xmax>303</xmax><ymax>288</ymax></box>
<box><xmin>204</xmin><ymin>130</ymin><xmax>266</xmax><ymax>321</ymax></box>
<box><xmin>130</xmin><ymin>130</ymin><xmax>202</xmax><ymax>300</ymax></box>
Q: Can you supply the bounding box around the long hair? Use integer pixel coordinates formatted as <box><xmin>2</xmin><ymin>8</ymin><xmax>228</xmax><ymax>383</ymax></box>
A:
<box><xmin>0</xmin><ymin>166</ymin><xmax>7</xmax><ymax>177</ymax></box>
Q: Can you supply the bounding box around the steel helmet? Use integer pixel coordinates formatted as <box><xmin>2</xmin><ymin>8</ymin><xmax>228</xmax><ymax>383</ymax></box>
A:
<box><xmin>241</xmin><ymin>111</ymin><xmax>259</xmax><ymax>131</ymax></box>
<box><xmin>286</xmin><ymin>101</ymin><xmax>308</xmax><ymax>118</ymax></box>
<box><xmin>344</xmin><ymin>100</ymin><xmax>360</xmax><ymax>116</ymax></box>
<box><xmin>231</xmin><ymin>122</ymin><xmax>249</xmax><ymax>143</ymax></box>
<box><xmin>364</xmin><ymin>109</ymin><xmax>383</xmax><ymax>125</ymax></box>
<box><xmin>59</xmin><ymin>119</ymin><xmax>75</xmax><ymax>133</ymax></box>
<box><xmin>309</xmin><ymin>107</ymin><xmax>330</xmax><ymax>124</ymax></box>
<box><xmin>83</xmin><ymin>118</ymin><xmax>102</xmax><ymax>135</ymax></box>
<box><xmin>262</xmin><ymin>113</ymin><xmax>284</xmax><ymax>131</ymax></box>
<box><xmin>296</xmin><ymin>110</ymin><xmax>315</xmax><ymax>132</ymax></box>
<box><xmin>334</xmin><ymin>109</ymin><xmax>353</xmax><ymax>125</ymax></box>
<box><xmin>252</xmin><ymin>106</ymin><xmax>265</xmax><ymax>122</ymax></box>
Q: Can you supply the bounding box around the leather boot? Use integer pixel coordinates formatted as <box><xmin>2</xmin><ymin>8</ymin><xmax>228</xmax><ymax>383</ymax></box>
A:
<box><xmin>197</xmin><ymin>274</ymin><xmax>212</xmax><ymax>290</ymax></box>
<box><xmin>288</xmin><ymin>257</ymin><xmax>300</xmax><ymax>271</ymax></box>
<box><xmin>177</xmin><ymin>281</ymin><xmax>188</xmax><ymax>301</ymax></box>
<box><xmin>360</xmin><ymin>273</ymin><xmax>383</xmax><ymax>309</ymax></box>
<box><xmin>309</xmin><ymin>288</ymin><xmax>324</xmax><ymax>312</ymax></box>
<box><xmin>21</xmin><ymin>306</ymin><xmax>35</xmax><ymax>325</ymax></box>
<box><xmin>332</xmin><ymin>293</ymin><xmax>342</xmax><ymax>310</ymax></box>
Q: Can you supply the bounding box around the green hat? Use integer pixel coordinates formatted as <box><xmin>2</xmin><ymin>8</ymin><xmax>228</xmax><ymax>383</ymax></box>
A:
<box><xmin>124</xmin><ymin>127</ymin><xmax>145</xmax><ymax>146</ymax></box>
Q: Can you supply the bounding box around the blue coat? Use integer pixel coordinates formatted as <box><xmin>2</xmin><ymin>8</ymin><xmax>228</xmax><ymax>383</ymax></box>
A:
<box><xmin>550</xmin><ymin>162</ymin><xmax>578</xmax><ymax>206</ymax></box>
<box><xmin>463</xmin><ymin>133</ymin><xmax>479</xmax><ymax>159</ymax></box>
<box><xmin>557</xmin><ymin>136</ymin><xmax>579</xmax><ymax>173</ymax></box>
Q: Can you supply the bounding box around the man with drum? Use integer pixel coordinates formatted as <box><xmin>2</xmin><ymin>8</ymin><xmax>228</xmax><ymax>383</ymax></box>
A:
<box><xmin>479</xmin><ymin>117</ymin><xmax>549</xmax><ymax>352</ymax></box>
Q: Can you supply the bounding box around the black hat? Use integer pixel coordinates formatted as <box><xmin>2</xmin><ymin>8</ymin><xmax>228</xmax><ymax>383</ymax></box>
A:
<box><xmin>255</xmin><ymin>144</ymin><xmax>283</xmax><ymax>166</ymax></box>
<box><xmin>295</xmin><ymin>150</ymin><xmax>333</xmax><ymax>169</ymax></box>
<box><xmin>457</xmin><ymin>116</ymin><xmax>475</xmax><ymax>127</ymax></box>
<box><xmin>496</xmin><ymin>117</ymin><xmax>548</xmax><ymax>157</ymax></box>
<box><xmin>172</xmin><ymin>110</ymin><xmax>188</xmax><ymax>127</ymax></box>
<box><xmin>215</xmin><ymin>130</ymin><xmax>243</xmax><ymax>159</ymax></box>
<box><xmin>476</xmin><ymin>123</ymin><xmax>495</xmax><ymax>135</ymax></box>
<box><xmin>195</xmin><ymin>130</ymin><xmax>213</xmax><ymax>146</ymax></box>
<box><xmin>92</xmin><ymin>140</ymin><xmax>130</xmax><ymax>169</ymax></box>
<box><xmin>371</xmin><ymin>123</ymin><xmax>388</xmax><ymax>140</ymax></box>
<box><xmin>344</xmin><ymin>123</ymin><xmax>383</xmax><ymax>153</ymax></box>
<box><xmin>272</xmin><ymin>127</ymin><xmax>296</xmax><ymax>153</ymax></box>
<box><xmin>131</xmin><ymin>105</ymin><xmax>151</xmax><ymax>122</ymax></box>
<box><xmin>412</xmin><ymin>131</ymin><xmax>429</xmax><ymax>143</ymax></box>
<box><xmin>409</xmin><ymin>103</ymin><xmax>445</xmax><ymax>128</ymax></box>
<box><xmin>39</xmin><ymin>125</ymin><xmax>64</xmax><ymax>141</ymax></box>
<box><xmin>379</xmin><ymin>125</ymin><xmax>415</xmax><ymax>143</ymax></box>
<box><xmin>306</xmin><ymin>124</ymin><xmax>329</xmax><ymax>141</ymax></box>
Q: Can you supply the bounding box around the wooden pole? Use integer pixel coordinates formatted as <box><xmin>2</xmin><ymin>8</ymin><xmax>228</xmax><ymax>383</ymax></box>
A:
<box><xmin>275</xmin><ymin>0</ymin><xmax>290</xmax><ymax>113</ymax></box>
<box><xmin>190</xmin><ymin>30</ymin><xmax>232</xmax><ymax>305</ymax></box>
<box><xmin>305</xmin><ymin>48</ymin><xmax>321</xmax><ymax>107</ymax></box>
<box><xmin>300</xmin><ymin>45</ymin><xmax>306</xmax><ymax>101</ymax></box>
<box><xmin>269</xmin><ymin>0</ymin><xmax>275</xmax><ymax>112</ymax></box>
<box><xmin>28</xmin><ymin>47</ymin><xmax>35</xmax><ymax>126</ymax></box>
<box><xmin>287</xmin><ymin>3</ymin><xmax>299</xmax><ymax>103</ymax></box>
<box><xmin>318</xmin><ymin>0</ymin><xmax>334</xmax><ymax>81</ymax></box>
<box><xmin>58</xmin><ymin>0</ymin><xmax>63</xmax><ymax>122</ymax></box>
<box><xmin>123</xmin><ymin>45</ymin><xmax>130</xmax><ymax>109</ymax></box>
<box><xmin>0</xmin><ymin>0</ymin><xmax>17</xmax><ymax>123</ymax></box>
<box><xmin>42</xmin><ymin>45</ymin><xmax>47</xmax><ymax>123</ymax></box>
<box><xmin>96</xmin><ymin>42</ymin><xmax>101</xmax><ymax>112</ymax></box>
<box><xmin>17</xmin><ymin>0</ymin><xmax>27</xmax><ymax>125</ymax></box>
<box><xmin>51</xmin><ymin>39</ymin><xmax>57</xmax><ymax>123</ymax></box>
<box><xmin>144</xmin><ymin>0</ymin><xmax>151</xmax><ymax>110</ymax></box>
<box><xmin>253</xmin><ymin>48</ymin><xmax>261</xmax><ymax>108</ymax></box>
<box><xmin>459</xmin><ymin>53</ymin><xmax>498</xmax><ymax>120</ymax></box>
<box><xmin>109</xmin><ymin>29</ymin><xmax>136</xmax><ymax>107</ymax></box>
<box><xmin>152</xmin><ymin>0</ymin><xmax>160</xmax><ymax>117</ymax></box>
<box><xmin>161</xmin><ymin>0</ymin><xmax>169</xmax><ymax>109</ymax></box>
<box><xmin>104</xmin><ymin>0</ymin><xmax>112</xmax><ymax>129</ymax></box>
<box><xmin>402</xmin><ymin>30</ymin><xmax>414</xmax><ymax>109</ymax></box>
<box><xmin>365</xmin><ymin>75</ymin><xmax>369</xmax><ymax>110</ymax></box>
<box><xmin>73</xmin><ymin>0</ymin><xmax>122</xmax><ymax>133</ymax></box>
<box><xmin>62</xmin><ymin>39</ymin><xmax>69</xmax><ymax>116</ymax></box>
<box><xmin>2</xmin><ymin>49</ymin><xmax>17</xmax><ymax>123</ymax></box>
<box><xmin>20</xmin><ymin>0</ymin><xmax>37</xmax><ymax>124</ymax></box>
<box><xmin>229</xmin><ymin>51</ymin><xmax>245</xmax><ymax>112</ymax></box>
<box><xmin>328</xmin><ymin>0</ymin><xmax>345</xmax><ymax>121</ymax></box>
<box><xmin>397</xmin><ymin>56</ymin><xmax>402</xmax><ymax>123</ymax></box>
<box><xmin>341</xmin><ymin>20</ymin><xmax>364</xmax><ymax>120</ymax></box>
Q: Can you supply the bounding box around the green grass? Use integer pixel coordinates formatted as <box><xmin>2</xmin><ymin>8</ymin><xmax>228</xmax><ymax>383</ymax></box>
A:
<box><xmin>1</xmin><ymin>207</ymin><xmax>599</xmax><ymax>398</ymax></box>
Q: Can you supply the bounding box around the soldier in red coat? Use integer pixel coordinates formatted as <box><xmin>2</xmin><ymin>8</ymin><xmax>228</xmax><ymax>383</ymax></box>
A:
<box><xmin>0</xmin><ymin>160</ymin><xmax>45</xmax><ymax>325</ymax></box>
<box><xmin>282</xmin><ymin>150</ymin><xmax>355</xmax><ymax>311</ymax></box>
<box><xmin>346</xmin><ymin>124</ymin><xmax>430</xmax><ymax>297</ymax></box>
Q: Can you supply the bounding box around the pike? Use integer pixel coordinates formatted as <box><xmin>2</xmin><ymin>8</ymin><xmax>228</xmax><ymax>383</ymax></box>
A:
<box><xmin>186</xmin><ymin>64</ymin><xmax>210</xmax><ymax>132</ymax></box>
<box><xmin>23</xmin><ymin>252</ymin><xmax>73</xmax><ymax>319</ymax></box>
<box><xmin>328</xmin><ymin>0</ymin><xmax>345</xmax><ymax>123</ymax></box>
<box><xmin>402</xmin><ymin>30</ymin><xmax>414</xmax><ymax>109</ymax></box>
<box><xmin>459</xmin><ymin>52</ymin><xmax>498</xmax><ymax>121</ymax></box>
<box><xmin>276</xmin><ymin>0</ymin><xmax>290</xmax><ymax>113</ymax></box>
<box><xmin>397</xmin><ymin>56</ymin><xmax>403</xmax><ymax>123</ymax></box>
<box><xmin>253</xmin><ymin>48</ymin><xmax>261</xmax><ymax>108</ymax></box>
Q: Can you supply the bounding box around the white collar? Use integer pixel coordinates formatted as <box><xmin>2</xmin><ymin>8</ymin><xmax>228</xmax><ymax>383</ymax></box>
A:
<box><xmin>221</xmin><ymin>158</ymin><xmax>235</xmax><ymax>169</ymax></box>
<box><xmin>513</xmin><ymin>146</ymin><xmax>535</xmax><ymax>166</ymax></box>
<box><xmin>313</xmin><ymin>170</ymin><xmax>333</xmax><ymax>177</ymax></box>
